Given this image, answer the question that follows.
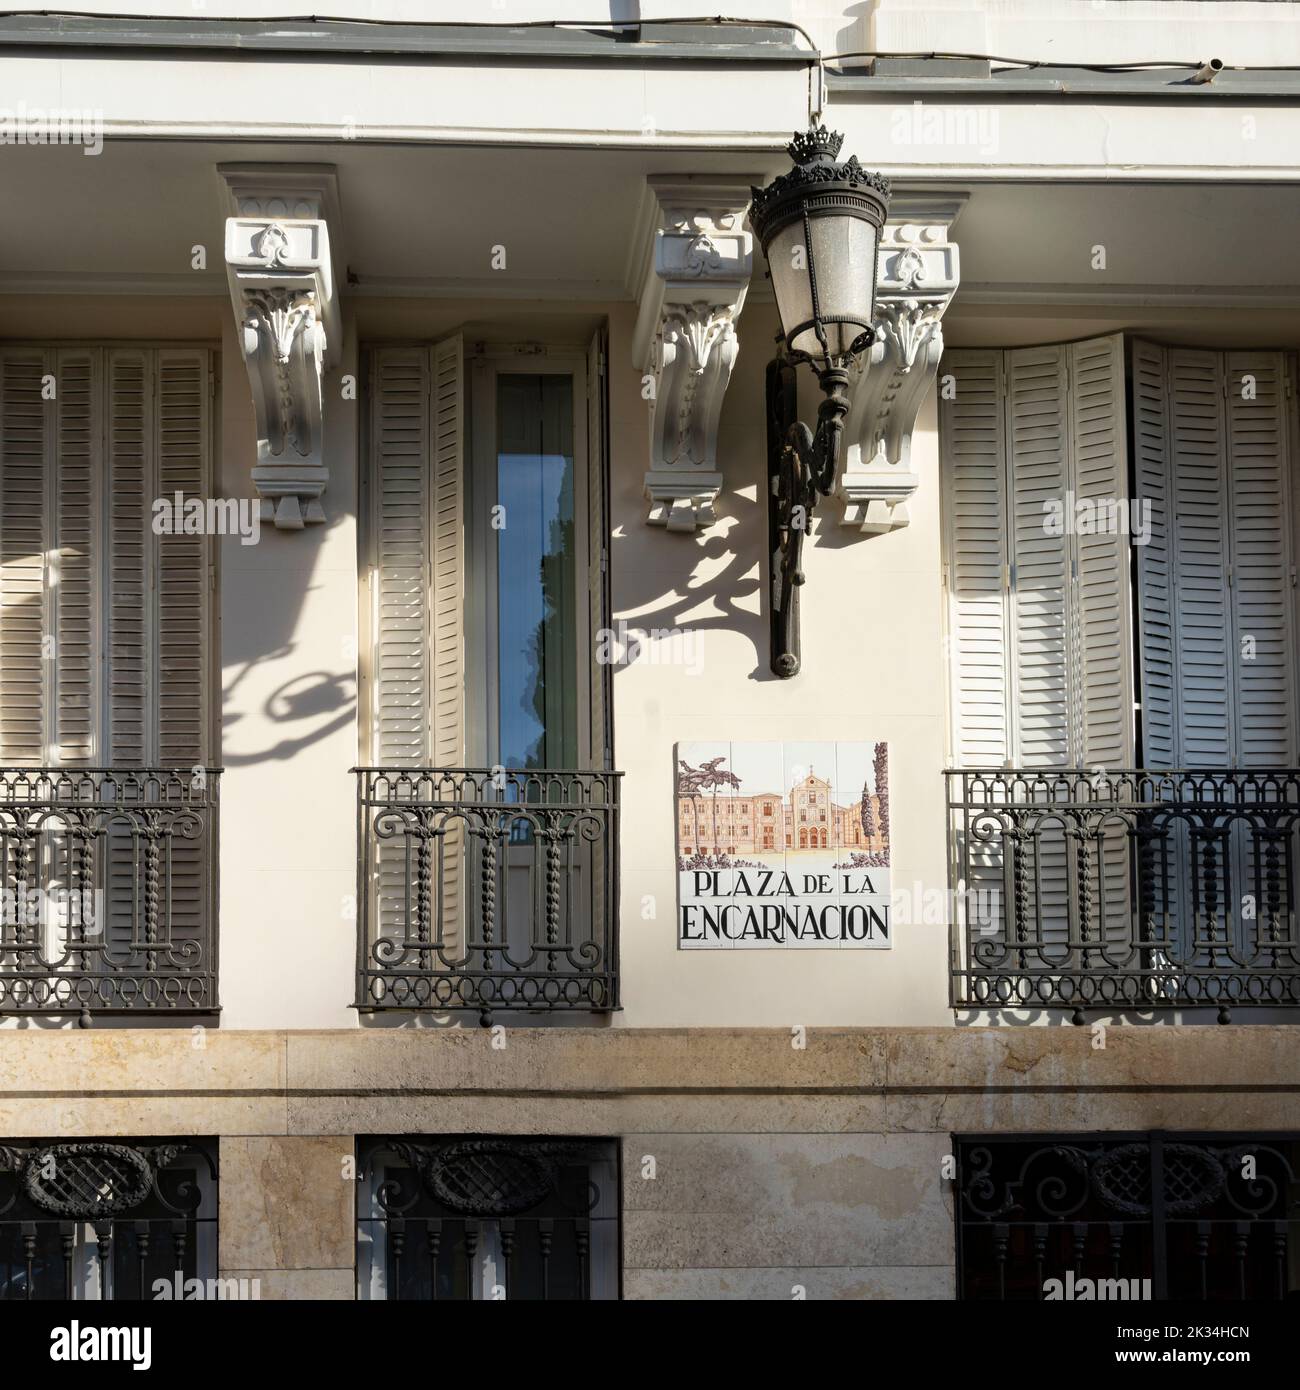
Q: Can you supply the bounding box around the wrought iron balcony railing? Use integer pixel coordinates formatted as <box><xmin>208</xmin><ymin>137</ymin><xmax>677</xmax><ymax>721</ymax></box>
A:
<box><xmin>947</xmin><ymin>768</ymin><xmax>1300</xmax><ymax>1021</ymax></box>
<box><xmin>355</xmin><ymin>768</ymin><xmax>621</xmax><ymax>1020</ymax></box>
<box><xmin>0</xmin><ymin>768</ymin><xmax>220</xmax><ymax>1023</ymax></box>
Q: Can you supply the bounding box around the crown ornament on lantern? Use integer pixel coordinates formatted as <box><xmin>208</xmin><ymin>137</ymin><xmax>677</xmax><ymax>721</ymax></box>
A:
<box><xmin>787</xmin><ymin>126</ymin><xmax>844</xmax><ymax>165</ymax></box>
<box><xmin>749</xmin><ymin>127</ymin><xmax>891</xmax><ymax>228</ymax></box>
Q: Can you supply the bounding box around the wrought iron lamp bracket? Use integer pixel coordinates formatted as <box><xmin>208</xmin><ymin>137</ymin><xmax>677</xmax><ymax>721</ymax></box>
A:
<box><xmin>769</xmin><ymin>358</ymin><xmax>857</xmax><ymax>678</ymax></box>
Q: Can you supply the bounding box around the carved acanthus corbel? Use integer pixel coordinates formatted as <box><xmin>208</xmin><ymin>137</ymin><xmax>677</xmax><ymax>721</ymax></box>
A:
<box><xmin>838</xmin><ymin>200</ymin><xmax>964</xmax><ymax>534</ymax></box>
<box><xmin>632</xmin><ymin>177</ymin><xmax>756</xmax><ymax>532</ymax></box>
<box><xmin>219</xmin><ymin>165</ymin><xmax>342</xmax><ymax>531</ymax></box>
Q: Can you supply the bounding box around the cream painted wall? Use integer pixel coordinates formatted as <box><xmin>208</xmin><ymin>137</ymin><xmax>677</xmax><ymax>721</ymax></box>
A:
<box><xmin>216</xmin><ymin>308</ymin><xmax>359</xmax><ymax>1030</ymax></box>
<box><xmin>607</xmin><ymin>301</ymin><xmax>952</xmax><ymax>1028</ymax></box>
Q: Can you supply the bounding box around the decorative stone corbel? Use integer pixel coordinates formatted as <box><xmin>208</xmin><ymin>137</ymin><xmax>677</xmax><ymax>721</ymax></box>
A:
<box><xmin>838</xmin><ymin>196</ymin><xmax>965</xmax><ymax>534</ymax></box>
<box><xmin>631</xmin><ymin>177</ymin><xmax>757</xmax><ymax>532</ymax></box>
<box><xmin>218</xmin><ymin>165</ymin><xmax>342</xmax><ymax>530</ymax></box>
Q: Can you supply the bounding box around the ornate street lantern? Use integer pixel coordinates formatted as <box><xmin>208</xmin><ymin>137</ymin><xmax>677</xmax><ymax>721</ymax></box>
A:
<box><xmin>750</xmin><ymin>127</ymin><xmax>891</xmax><ymax>677</ymax></box>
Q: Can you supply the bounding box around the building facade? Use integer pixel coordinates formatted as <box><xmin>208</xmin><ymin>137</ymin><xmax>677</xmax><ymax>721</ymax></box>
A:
<box><xmin>1</xmin><ymin>0</ymin><xmax>1300</xmax><ymax>1304</ymax></box>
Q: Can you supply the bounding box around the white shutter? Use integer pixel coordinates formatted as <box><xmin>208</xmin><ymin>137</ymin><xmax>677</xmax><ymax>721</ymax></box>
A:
<box><xmin>1065</xmin><ymin>336</ymin><xmax>1133</xmax><ymax>950</ymax></box>
<box><xmin>1133</xmin><ymin>344</ymin><xmax>1298</xmax><ymax>971</ymax></box>
<box><xmin>1171</xmin><ymin>349</ymin><xmax>1234</xmax><ymax>765</ymax></box>
<box><xmin>430</xmin><ymin>335</ymin><xmax>465</xmax><ymax>771</ymax></box>
<box><xmin>154</xmin><ymin>349</ymin><xmax>210</xmax><ymax>767</ymax></box>
<box><xmin>103</xmin><ymin>350</ymin><xmax>213</xmax><ymax>957</ymax></box>
<box><xmin>943</xmin><ymin>338</ymin><xmax>1133</xmax><ymax>964</ymax></box>
<box><xmin>370</xmin><ymin>347</ymin><xmax>432</xmax><ymax>766</ymax></box>
<box><xmin>105</xmin><ymin>349</ymin><xmax>152</xmax><ymax>767</ymax></box>
<box><xmin>1</xmin><ymin>346</ymin><xmax>210</xmax><ymax>770</ymax></box>
<box><xmin>367</xmin><ymin>340</ymin><xmax>465</xmax><ymax>952</ymax></box>
<box><xmin>1068</xmin><ymin>334</ymin><xmax>1134</xmax><ymax>767</ymax></box>
<box><xmin>1132</xmin><ymin>340</ymin><xmax>1176</xmax><ymax>768</ymax></box>
<box><xmin>587</xmin><ymin>330</ymin><xmax>610</xmax><ymax>771</ymax></box>
<box><xmin>940</xmin><ymin>350</ymin><xmax>1014</xmax><ymax>958</ymax></box>
<box><xmin>368</xmin><ymin>339</ymin><xmax>464</xmax><ymax>768</ymax></box>
<box><xmin>1135</xmin><ymin>344</ymin><xmax>1296</xmax><ymax>769</ymax></box>
<box><xmin>152</xmin><ymin>350</ymin><xmax>211</xmax><ymax>961</ymax></box>
<box><xmin>0</xmin><ymin>349</ymin><xmax>51</xmax><ymax>764</ymax></box>
<box><xmin>1006</xmin><ymin>345</ymin><xmax>1071</xmax><ymax>767</ymax></box>
<box><xmin>944</xmin><ymin>337</ymin><xmax>1132</xmax><ymax>767</ymax></box>
<box><xmin>53</xmin><ymin>349</ymin><xmax>101</xmax><ymax>767</ymax></box>
<box><xmin>1225</xmin><ymin>350</ymin><xmax>1295</xmax><ymax>766</ymax></box>
<box><xmin>429</xmin><ymin>336</ymin><xmax>464</xmax><ymax>950</ymax></box>
<box><xmin>0</xmin><ymin>347</ymin><xmax>213</xmax><ymax>984</ymax></box>
<box><xmin>940</xmin><ymin>349</ymin><xmax>1010</xmax><ymax>767</ymax></box>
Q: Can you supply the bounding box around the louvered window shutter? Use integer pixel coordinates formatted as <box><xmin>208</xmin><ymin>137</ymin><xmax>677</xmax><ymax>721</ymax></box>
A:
<box><xmin>1068</xmin><ymin>335</ymin><xmax>1134</xmax><ymax>767</ymax></box>
<box><xmin>430</xmin><ymin>336</ymin><xmax>465</xmax><ymax>772</ymax></box>
<box><xmin>1006</xmin><ymin>345</ymin><xmax>1072</xmax><ymax>767</ymax></box>
<box><xmin>367</xmin><ymin>340</ymin><xmax>465</xmax><ymax>949</ymax></box>
<box><xmin>0</xmin><ymin>346</ymin><xmax>210</xmax><ymax>767</ymax></box>
<box><xmin>1172</xmin><ymin>348</ymin><xmax>1233</xmax><ymax>765</ymax></box>
<box><xmin>1226</xmin><ymin>351</ymin><xmax>1296</xmax><ymax>766</ymax></box>
<box><xmin>368</xmin><ymin>340</ymin><xmax>464</xmax><ymax>768</ymax></box>
<box><xmin>943</xmin><ymin>335</ymin><xmax>1132</xmax><ymax>767</ymax></box>
<box><xmin>53</xmin><ymin>349</ymin><xmax>101</xmax><ymax>767</ymax></box>
<box><xmin>155</xmin><ymin>350</ymin><xmax>211</xmax><ymax>768</ymax></box>
<box><xmin>1134</xmin><ymin>343</ymin><xmax>1297</xmax><ymax>769</ymax></box>
<box><xmin>1</xmin><ymin>347</ymin><xmax>212</xmax><ymax>979</ymax></box>
<box><xmin>1132</xmin><ymin>340</ymin><xmax>1177</xmax><ymax>768</ymax></box>
<box><xmin>586</xmin><ymin>330</ymin><xmax>611</xmax><ymax>771</ymax></box>
<box><xmin>0</xmin><ymin>349</ymin><xmax>54</xmax><ymax>765</ymax></box>
<box><xmin>944</xmin><ymin>336</ymin><xmax>1133</xmax><ymax>967</ymax></box>
<box><xmin>369</xmin><ymin>347</ymin><xmax>433</xmax><ymax>766</ymax></box>
<box><xmin>106</xmin><ymin>349</ymin><xmax>152</xmax><ymax>767</ymax></box>
<box><xmin>940</xmin><ymin>349</ymin><xmax>1010</xmax><ymax>768</ymax></box>
<box><xmin>103</xmin><ymin>349</ymin><xmax>213</xmax><ymax>957</ymax></box>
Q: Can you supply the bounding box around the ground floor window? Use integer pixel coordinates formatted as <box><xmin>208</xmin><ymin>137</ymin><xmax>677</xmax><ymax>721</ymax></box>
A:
<box><xmin>357</xmin><ymin>1136</ymin><xmax>619</xmax><ymax>1300</ymax></box>
<box><xmin>956</xmin><ymin>1133</ymin><xmax>1300</xmax><ymax>1300</ymax></box>
<box><xmin>0</xmin><ymin>1138</ymin><xmax>217</xmax><ymax>1300</ymax></box>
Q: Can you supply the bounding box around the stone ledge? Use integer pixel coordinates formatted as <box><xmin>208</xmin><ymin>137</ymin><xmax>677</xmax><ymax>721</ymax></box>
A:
<box><xmin>0</xmin><ymin>1028</ymin><xmax>1295</xmax><ymax>1113</ymax></box>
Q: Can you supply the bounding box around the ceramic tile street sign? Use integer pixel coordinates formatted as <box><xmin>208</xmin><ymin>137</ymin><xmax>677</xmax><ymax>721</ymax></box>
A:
<box><xmin>675</xmin><ymin>741</ymin><xmax>891</xmax><ymax>949</ymax></box>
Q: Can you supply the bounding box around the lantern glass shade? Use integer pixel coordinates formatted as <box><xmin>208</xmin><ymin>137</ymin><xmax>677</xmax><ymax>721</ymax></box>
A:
<box><xmin>767</xmin><ymin>212</ymin><xmax>880</xmax><ymax>362</ymax></box>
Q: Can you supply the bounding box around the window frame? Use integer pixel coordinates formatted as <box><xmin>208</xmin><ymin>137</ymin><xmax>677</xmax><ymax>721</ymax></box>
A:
<box><xmin>355</xmin><ymin>1135</ymin><xmax>621</xmax><ymax>1302</ymax></box>
<box><xmin>466</xmin><ymin>349</ymin><xmax>593</xmax><ymax>772</ymax></box>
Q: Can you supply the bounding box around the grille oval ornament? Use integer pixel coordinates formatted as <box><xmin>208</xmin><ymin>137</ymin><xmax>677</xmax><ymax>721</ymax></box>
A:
<box><xmin>424</xmin><ymin>1142</ymin><xmax>553</xmax><ymax>1216</ymax></box>
<box><xmin>23</xmin><ymin>1142</ymin><xmax>154</xmax><ymax>1217</ymax></box>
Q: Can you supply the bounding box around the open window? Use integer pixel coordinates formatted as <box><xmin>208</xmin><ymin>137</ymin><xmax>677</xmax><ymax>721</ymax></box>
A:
<box><xmin>358</xmin><ymin>334</ymin><xmax>618</xmax><ymax>1017</ymax></box>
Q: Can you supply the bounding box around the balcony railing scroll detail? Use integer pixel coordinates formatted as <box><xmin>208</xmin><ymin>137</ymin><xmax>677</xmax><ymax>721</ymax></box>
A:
<box><xmin>355</xmin><ymin>768</ymin><xmax>621</xmax><ymax>1018</ymax></box>
<box><xmin>0</xmin><ymin>768</ymin><xmax>220</xmax><ymax>1023</ymax></box>
<box><xmin>947</xmin><ymin>768</ymin><xmax>1300</xmax><ymax>1020</ymax></box>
